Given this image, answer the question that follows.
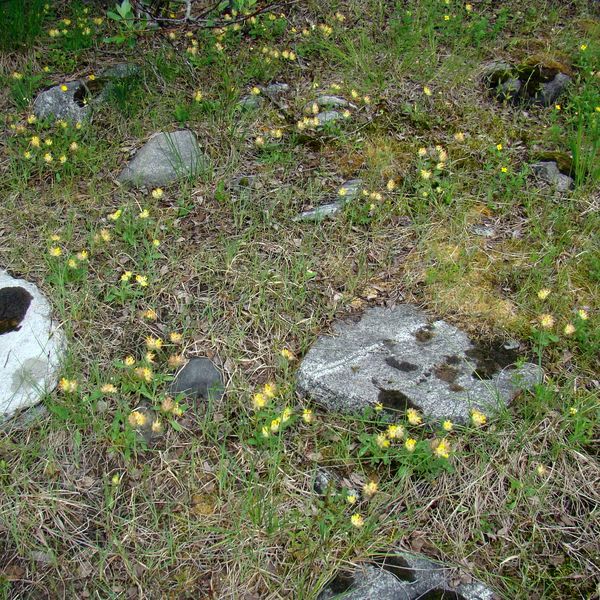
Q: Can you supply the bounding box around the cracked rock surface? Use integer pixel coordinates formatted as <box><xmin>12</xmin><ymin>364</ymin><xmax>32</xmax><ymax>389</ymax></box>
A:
<box><xmin>297</xmin><ymin>304</ymin><xmax>542</xmax><ymax>423</ymax></box>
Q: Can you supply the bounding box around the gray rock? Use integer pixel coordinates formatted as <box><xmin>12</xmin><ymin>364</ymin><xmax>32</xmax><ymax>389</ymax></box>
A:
<box><xmin>537</xmin><ymin>72</ymin><xmax>571</xmax><ymax>107</ymax></box>
<box><xmin>297</xmin><ymin>304</ymin><xmax>542</xmax><ymax>423</ymax></box>
<box><xmin>0</xmin><ymin>271</ymin><xmax>66</xmax><ymax>423</ymax></box>
<box><xmin>496</xmin><ymin>77</ymin><xmax>522</xmax><ymax>101</ymax></box>
<box><xmin>313</xmin><ymin>469</ymin><xmax>333</xmax><ymax>495</ymax></box>
<box><xmin>471</xmin><ymin>224</ymin><xmax>496</xmax><ymax>238</ymax></box>
<box><xmin>316</xmin><ymin>110</ymin><xmax>343</xmax><ymax>127</ymax></box>
<box><xmin>238</xmin><ymin>95</ymin><xmax>264</xmax><ymax>109</ymax></box>
<box><xmin>101</xmin><ymin>63</ymin><xmax>141</xmax><ymax>80</ymax></box>
<box><xmin>33</xmin><ymin>80</ymin><xmax>90</xmax><ymax>122</ymax></box>
<box><xmin>317</xmin><ymin>551</ymin><xmax>496</xmax><ymax>600</ymax></box>
<box><xmin>117</xmin><ymin>130</ymin><xmax>203</xmax><ymax>188</ymax></box>
<box><xmin>295</xmin><ymin>179</ymin><xmax>362</xmax><ymax>222</ymax></box>
<box><xmin>263</xmin><ymin>82</ymin><xmax>289</xmax><ymax>96</ymax></box>
<box><xmin>305</xmin><ymin>95</ymin><xmax>355</xmax><ymax>112</ymax></box>
<box><xmin>170</xmin><ymin>357</ymin><xmax>224</xmax><ymax>402</ymax></box>
<box><xmin>531</xmin><ymin>161</ymin><xmax>573</xmax><ymax>192</ymax></box>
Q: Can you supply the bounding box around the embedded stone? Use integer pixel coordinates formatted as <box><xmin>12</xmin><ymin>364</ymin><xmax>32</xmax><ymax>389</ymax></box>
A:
<box><xmin>295</xmin><ymin>179</ymin><xmax>362</xmax><ymax>222</ymax></box>
<box><xmin>531</xmin><ymin>161</ymin><xmax>573</xmax><ymax>192</ymax></box>
<box><xmin>170</xmin><ymin>357</ymin><xmax>224</xmax><ymax>402</ymax></box>
<box><xmin>317</xmin><ymin>552</ymin><xmax>496</xmax><ymax>600</ymax></box>
<box><xmin>117</xmin><ymin>130</ymin><xmax>203</xmax><ymax>188</ymax></box>
<box><xmin>0</xmin><ymin>270</ymin><xmax>66</xmax><ymax>423</ymax></box>
<box><xmin>33</xmin><ymin>80</ymin><xmax>90</xmax><ymax>122</ymax></box>
<box><xmin>297</xmin><ymin>304</ymin><xmax>542</xmax><ymax>423</ymax></box>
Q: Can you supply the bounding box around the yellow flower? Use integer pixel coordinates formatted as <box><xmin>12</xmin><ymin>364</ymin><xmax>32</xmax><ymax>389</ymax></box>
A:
<box><xmin>167</xmin><ymin>354</ymin><xmax>185</xmax><ymax>368</ymax></box>
<box><xmin>555</xmin><ymin>104</ymin><xmax>561</xmax><ymax>111</ymax></box>
<box><xmin>152</xmin><ymin>239</ymin><xmax>160</xmax><ymax>247</ymax></box>
<box><xmin>121</xmin><ymin>271</ymin><xmax>132</xmax><ymax>282</ymax></box>
<box><xmin>169</xmin><ymin>332</ymin><xmax>183</xmax><ymax>344</ymax></box>
<box><xmin>374</xmin><ymin>401</ymin><xmax>383</xmax><ymax>412</ymax></box>
<box><xmin>108</xmin><ymin>209</ymin><xmax>122</xmax><ymax>221</ymax></box>
<box><xmin>23</xmin><ymin>151</ymin><xmax>32</xmax><ymax>159</ymax></box>
<box><xmin>271</xmin><ymin>128</ymin><xmax>283</xmax><ymax>139</ymax></box>
<box><xmin>94</xmin><ymin>17</ymin><xmax>103</xmax><ymax>25</ymax></box>
<box><xmin>536</xmin><ymin>464</ymin><xmax>548</xmax><ymax>477</ymax></box>
<box><xmin>194</xmin><ymin>90</ymin><xmax>203</xmax><ymax>102</ymax></box>
<box><xmin>151</xmin><ymin>419</ymin><xmax>163</xmax><ymax>433</ymax></box>
<box><xmin>471</xmin><ymin>409</ymin><xmax>487</xmax><ymax>426</ymax></box>
<box><xmin>423</xmin><ymin>86</ymin><xmax>432</xmax><ymax>96</ymax></box>
<box><xmin>569</xmin><ymin>406</ymin><xmax>578</xmax><ymax>415</ymax></box>
<box><xmin>124</xmin><ymin>355</ymin><xmax>135</xmax><ymax>366</ymax></box>
<box><xmin>59</xmin><ymin>155</ymin><xmax>67</xmax><ymax>164</ymax></box>
<box><xmin>49</xmin><ymin>246</ymin><xmax>62</xmax><ymax>257</ymax></box>
<box><xmin>433</xmin><ymin>439</ymin><xmax>451</xmax><ymax>459</ymax></box>
<box><xmin>406</xmin><ymin>408</ymin><xmax>422</xmax><ymax>425</ymax></box>
<box><xmin>252</xmin><ymin>392</ymin><xmax>267</xmax><ymax>410</ymax></box>
<box><xmin>67</xmin><ymin>258</ymin><xmax>78</xmax><ymax>268</ymax></box>
<box><xmin>444</xmin><ymin>15</ymin><xmax>450</xmax><ymax>20</ymax></box>
<box><xmin>128</xmin><ymin>410</ymin><xmax>148</xmax><ymax>427</ymax></box>
<box><xmin>496</xmin><ymin>143</ymin><xmax>503</xmax><ymax>151</ymax></box>
<box><xmin>538</xmin><ymin>313</ymin><xmax>555</xmax><ymax>329</ymax></box>
<box><xmin>346</xmin><ymin>494</ymin><xmax>357</xmax><ymax>505</ymax></box>
<box><xmin>405</xmin><ymin>438</ymin><xmax>417</xmax><ymax>452</ymax></box>
<box><xmin>44</xmin><ymin>138</ymin><xmax>52</xmax><ymax>147</ymax></box>
<box><xmin>255</xmin><ymin>136</ymin><xmax>265</xmax><ymax>147</ymax></box>
<box><xmin>50</xmin><ymin>234</ymin><xmax>61</xmax><ymax>241</ymax></box>
<box><xmin>350</xmin><ymin>513</ymin><xmax>364</xmax><ymax>528</ymax></box>
<box><xmin>261</xmin><ymin>426</ymin><xmax>270</xmax><ymax>438</ymax></box>
<box><xmin>465</xmin><ymin>3</ymin><xmax>473</xmax><ymax>11</ymax></box>
<box><xmin>386</xmin><ymin>179</ymin><xmax>396</xmax><ymax>191</ymax></box>
<box><xmin>537</xmin><ymin>288</ymin><xmax>551</xmax><ymax>300</ymax></box>
<box><xmin>59</xmin><ymin>378</ymin><xmax>78</xmax><ymax>393</ymax></box>
<box><xmin>60</xmin><ymin>84</ymin><xmax>68</xmax><ymax>92</ymax></box>
<box><xmin>161</xmin><ymin>397</ymin><xmax>174</xmax><ymax>413</ymax></box>
<box><xmin>442</xmin><ymin>420</ymin><xmax>453</xmax><ymax>431</ymax></box>
<box><xmin>43</xmin><ymin>152</ymin><xmax>53</xmax><ymax>163</ymax></box>
<box><xmin>375</xmin><ymin>433</ymin><xmax>390</xmax><ymax>449</ymax></box>
<box><xmin>101</xmin><ymin>383</ymin><xmax>117</xmax><ymax>393</ymax></box>
<box><xmin>363</xmin><ymin>481</ymin><xmax>378</xmax><ymax>497</ymax></box>
<box><xmin>136</xmin><ymin>274</ymin><xmax>148</xmax><ymax>287</ymax></box>
<box><xmin>263</xmin><ymin>382</ymin><xmax>277</xmax><ymax>398</ymax></box>
<box><xmin>580</xmin><ymin>44</ymin><xmax>587</xmax><ymax>51</ymax></box>
<box><xmin>270</xmin><ymin>417</ymin><xmax>281</xmax><ymax>433</ymax></box>
<box><xmin>420</xmin><ymin>169</ymin><xmax>432</xmax><ymax>180</ymax></box>
<box><xmin>69</xmin><ymin>142</ymin><xmax>79</xmax><ymax>151</ymax></box>
<box><xmin>145</xmin><ymin>336</ymin><xmax>163</xmax><ymax>351</ymax></box>
<box><xmin>250</xmin><ymin>86</ymin><xmax>261</xmax><ymax>95</ymax></box>
<box><xmin>281</xmin><ymin>407</ymin><xmax>293</xmax><ymax>422</ymax></box>
<box><xmin>454</xmin><ymin>132</ymin><xmax>465</xmax><ymax>142</ymax></box>
<box><xmin>363</xmin><ymin>95</ymin><xmax>371</xmax><ymax>104</ymax></box>
<box><xmin>342</xmin><ymin>109</ymin><xmax>351</xmax><ymax>118</ymax></box>
<box><xmin>280</xmin><ymin>348</ymin><xmax>295</xmax><ymax>360</ymax></box>
<box><xmin>563</xmin><ymin>323</ymin><xmax>576</xmax><ymax>336</ymax></box>
<box><xmin>99</xmin><ymin>228</ymin><xmax>111</xmax><ymax>242</ymax></box>
<box><xmin>302</xmin><ymin>408</ymin><xmax>313</xmax><ymax>423</ymax></box>
<box><xmin>134</xmin><ymin>366</ymin><xmax>153</xmax><ymax>382</ymax></box>
<box><xmin>151</xmin><ymin>188</ymin><xmax>164</xmax><ymax>199</ymax></box>
<box><xmin>138</xmin><ymin>208</ymin><xmax>150</xmax><ymax>219</ymax></box>
<box><xmin>577</xmin><ymin>308</ymin><xmax>589</xmax><ymax>320</ymax></box>
<box><xmin>27</xmin><ymin>114</ymin><xmax>37</xmax><ymax>124</ymax></box>
<box><xmin>31</xmin><ymin>136</ymin><xmax>41</xmax><ymax>147</ymax></box>
<box><xmin>387</xmin><ymin>424</ymin><xmax>404</xmax><ymax>439</ymax></box>
<box><xmin>11</xmin><ymin>71</ymin><xmax>23</xmax><ymax>80</ymax></box>
<box><xmin>501</xmin><ymin>167</ymin><xmax>508</xmax><ymax>173</ymax></box>
<box><xmin>417</xmin><ymin>147</ymin><xmax>427</xmax><ymax>157</ymax></box>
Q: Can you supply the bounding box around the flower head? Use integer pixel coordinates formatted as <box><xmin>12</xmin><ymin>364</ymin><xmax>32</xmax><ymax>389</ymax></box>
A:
<box><xmin>406</xmin><ymin>408</ymin><xmax>422</xmax><ymax>425</ymax></box>
<box><xmin>537</xmin><ymin>289</ymin><xmax>551</xmax><ymax>300</ymax></box>
<box><xmin>134</xmin><ymin>366</ymin><xmax>153</xmax><ymax>382</ymax></box>
<box><xmin>433</xmin><ymin>439</ymin><xmax>451</xmax><ymax>458</ymax></box>
<box><xmin>405</xmin><ymin>438</ymin><xmax>417</xmax><ymax>452</ymax></box>
<box><xmin>151</xmin><ymin>188</ymin><xmax>163</xmax><ymax>199</ymax></box>
<box><xmin>128</xmin><ymin>410</ymin><xmax>148</xmax><ymax>427</ymax></box>
<box><xmin>387</xmin><ymin>424</ymin><xmax>404</xmax><ymax>439</ymax></box>
<box><xmin>577</xmin><ymin>308</ymin><xmax>589</xmax><ymax>321</ymax></box>
<box><xmin>101</xmin><ymin>383</ymin><xmax>117</xmax><ymax>393</ymax></box>
<box><xmin>59</xmin><ymin>378</ymin><xmax>78</xmax><ymax>393</ymax></box>
<box><xmin>124</xmin><ymin>355</ymin><xmax>135</xmax><ymax>366</ymax></box>
<box><xmin>471</xmin><ymin>409</ymin><xmax>487</xmax><ymax>426</ymax></box>
<box><xmin>263</xmin><ymin>382</ymin><xmax>277</xmax><ymax>398</ymax></box>
<box><xmin>538</xmin><ymin>313</ymin><xmax>555</xmax><ymax>329</ymax></box>
<box><xmin>563</xmin><ymin>323</ymin><xmax>576</xmax><ymax>336</ymax></box>
<box><xmin>49</xmin><ymin>246</ymin><xmax>62</xmax><ymax>257</ymax></box>
<box><xmin>363</xmin><ymin>480</ymin><xmax>378</xmax><ymax>498</ymax></box>
<box><xmin>350</xmin><ymin>513</ymin><xmax>364</xmax><ymax>528</ymax></box>
<box><xmin>375</xmin><ymin>433</ymin><xmax>390</xmax><ymax>449</ymax></box>
<box><xmin>423</xmin><ymin>86</ymin><xmax>432</xmax><ymax>96</ymax></box>
<box><xmin>442</xmin><ymin>419</ymin><xmax>453</xmax><ymax>431</ymax></box>
<box><xmin>145</xmin><ymin>336</ymin><xmax>163</xmax><ymax>350</ymax></box>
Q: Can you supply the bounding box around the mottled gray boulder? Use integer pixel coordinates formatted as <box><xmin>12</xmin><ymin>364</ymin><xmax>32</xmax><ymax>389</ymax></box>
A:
<box><xmin>317</xmin><ymin>552</ymin><xmax>496</xmax><ymax>599</ymax></box>
<box><xmin>536</xmin><ymin>72</ymin><xmax>571</xmax><ymax>107</ymax></box>
<box><xmin>0</xmin><ymin>271</ymin><xmax>65</xmax><ymax>423</ymax></box>
<box><xmin>531</xmin><ymin>161</ymin><xmax>573</xmax><ymax>192</ymax></box>
<box><xmin>295</xmin><ymin>179</ymin><xmax>362</xmax><ymax>222</ymax></box>
<box><xmin>305</xmin><ymin>95</ymin><xmax>355</xmax><ymax>112</ymax></box>
<box><xmin>316</xmin><ymin>110</ymin><xmax>343</xmax><ymax>126</ymax></box>
<box><xmin>297</xmin><ymin>305</ymin><xmax>542</xmax><ymax>423</ymax></box>
<box><xmin>238</xmin><ymin>95</ymin><xmax>264</xmax><ymax>109</ymax></box>
<box><xmin>33</xmin><ymin>80</ymin><xmax>90</xmax><ymax>122</ymax></box>
<box><xmin>117</xmin><ymin>130</ymin><xmax>203</xmax><ymax>188</ymax></box>
<box><xmin>170</xmin><ymin>357</ymin><xmax>224</xmax><ymax>401</ymax></box>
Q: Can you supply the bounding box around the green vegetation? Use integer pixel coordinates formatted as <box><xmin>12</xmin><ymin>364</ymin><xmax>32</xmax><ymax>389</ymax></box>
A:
<box><xmin>1</xmin><ymin>1</ymin><xmax>598</xmax><ymax>598</ymax></box>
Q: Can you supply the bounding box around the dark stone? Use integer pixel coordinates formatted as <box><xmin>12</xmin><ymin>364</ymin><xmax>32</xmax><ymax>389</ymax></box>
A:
<box><xmin>170</xmin><ymin>357</ymin><xmax>224</xmax><ymax>401</ymax></box>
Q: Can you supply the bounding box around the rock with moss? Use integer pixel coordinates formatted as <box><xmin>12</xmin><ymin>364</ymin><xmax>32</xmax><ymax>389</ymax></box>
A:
<box><xmin>297</xmin><ymin>304</ymin><xmax>542</xmax><ymax>423</ymax></box>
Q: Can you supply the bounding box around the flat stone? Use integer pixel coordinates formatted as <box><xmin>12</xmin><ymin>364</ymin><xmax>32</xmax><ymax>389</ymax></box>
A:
<box><xmin>263</xmin><ymin>82</ymin><xmax>289</xmax><ymax>96</ymax></box>
<box><xmin>100</xmin><ymin>63</ymin><xmax>141</xmax><ymax>80</ymax></box>
<box><xmin>531</xmin><ymin>161</ymin><xmax>573</xmax><ymax>192</ymax></box>
<box><xmin>471</xmin><ymin>224</ymin><xmax>496</xmax><ymax>238</ymax></box>
<box><xmin>295</xmin><ymin>179</ymin><xmax>362</xmax><ymax>222</ymax></box>
<box><xmin>317</xmin><ymin>552</ymin><xmax>496</xmax><ymax>600</ymax></box>
<box><xmin>305</xmin><ymin>95</ymin><xmax>355</xmax><ymax>112</ymax></box>
<box><xmin>170</xmin><ymin>357</ymin><xmax>224</xmax><ymax>402</ymax></box>
<box><xmin>117</xmin><ymin>130</ymin><xmax>203</xmax><ymax>188</ymax></box>
<box><xmin>0</xmin><ymin>271</ymin><xmax>66</xmax><ymax>423</ymax></box>
<box><xmin>33</xmin><ymin>80</ymin><xmax>90</xmax><ymax>122</ymax></box>
<box><xmin>297</xmin><ymin>304</ymin><xmax>542</xmax><ymax>423</ymax></box>
<box><xmin>316</xmin><ymin>111</ymin><xmax>343</xmax><ymax>126</ymax></box>
<box><xmin>238</xmin><ymin>95</ymin><xmax>264</xmax><ymax>109</ymax></box>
